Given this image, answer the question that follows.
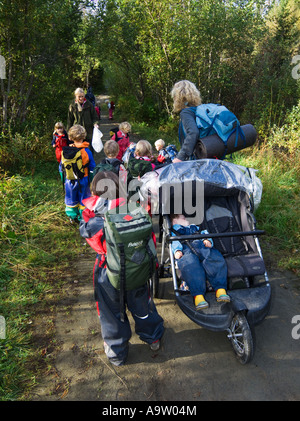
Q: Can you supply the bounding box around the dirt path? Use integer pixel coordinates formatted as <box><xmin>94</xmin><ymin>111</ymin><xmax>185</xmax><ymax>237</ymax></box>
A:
<box><xmin>31</xmin><ymin>104</ymin><xmax>300</xmax><ymax>402</ymax></box>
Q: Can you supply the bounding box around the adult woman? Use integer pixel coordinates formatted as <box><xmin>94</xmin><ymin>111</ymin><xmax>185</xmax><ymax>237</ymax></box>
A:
<box><xmin>67</xmin><ymin>88</ymin><xmax>99</xmax><ymax>153</ymax></box>
<box><xmin>170</xmin><ymin>80</ymin><xmax>202</xmax><ymax>162</ymax></box>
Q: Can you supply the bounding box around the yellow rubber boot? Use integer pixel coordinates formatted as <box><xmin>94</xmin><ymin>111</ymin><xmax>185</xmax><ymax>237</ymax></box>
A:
<box><xmin>216</xmin><ymin>289</ymin><xmax>231</xmax><ymax>302</ymax></box>
<box><xmin>194</xmin><ymin>294</ymin><xmax>209</xmax><ymax>310</ymax></box>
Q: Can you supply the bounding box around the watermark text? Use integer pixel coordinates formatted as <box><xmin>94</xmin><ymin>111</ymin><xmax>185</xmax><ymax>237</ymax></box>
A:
<box><xmin>0</xmin><ymin>316</ymin><xmax>6</xmax><ymax>339</ymax></box>
<box><xmin>291</xmin><ymin>55</ymin><xmax>300</xmax><ymax>80</ymax></box>
<box><xmin>0</xmin><ymin>55</ymin><xmax>6</xmax><ymax>79</ymax></box>
<box><xmin>291</xmin><ymin>315</ymin><xmax>300</xmax><ymax>340</ymax></box>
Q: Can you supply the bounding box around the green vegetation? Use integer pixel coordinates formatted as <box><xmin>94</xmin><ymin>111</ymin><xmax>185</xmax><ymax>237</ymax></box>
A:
<box><xmin>0</xmin><ymin>0</ymin><xmax>299</xmax><ymax>402</ymax></box>
<box><xmin>232</xmin><ymin>146</ymin><xmax>299</xmax><ymax>273</ymax></box>
<box><xmin>0</xmin><ymin>162</ymin><xmax>82</xmax><ymax>400</ymax></box>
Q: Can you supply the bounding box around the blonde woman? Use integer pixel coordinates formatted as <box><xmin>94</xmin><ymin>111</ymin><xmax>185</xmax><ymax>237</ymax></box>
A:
<box><xmin>67</xmin><ymin>88</ymin><xmax>99</xmax><ymax>153</ymax></box>
<box><xmin>170</xmin><ymin>80</ymin><xmax>202</xmax><ymax>162</ymax></box>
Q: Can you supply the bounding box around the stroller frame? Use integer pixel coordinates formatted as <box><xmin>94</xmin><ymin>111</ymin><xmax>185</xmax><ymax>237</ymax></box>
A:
<box><xmin>154</xmin><ymin>187</ymin><xmax>271</xmax><ymax>365</ymax></box>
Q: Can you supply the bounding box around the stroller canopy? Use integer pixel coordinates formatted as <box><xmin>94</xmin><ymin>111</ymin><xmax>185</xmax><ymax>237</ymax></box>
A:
<box><xmin>140</xmin><ymin>159</ymin><xmax>263</xmax><ymax>213</ymax></box>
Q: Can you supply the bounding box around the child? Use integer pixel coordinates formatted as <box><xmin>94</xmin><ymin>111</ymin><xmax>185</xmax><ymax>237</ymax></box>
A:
<box><xmin>122</xmin><ymin>142</ymin><xmax>136</xmax><ymax>168</ymax></box>
<box><xmin>110</xmin><ymin>121</ymin><xmax>131</xmax><ymax>161</ymax></box>
<box><xmin>135</xmin><ymin>140</ymin><xmax>156</xmax><ymax>169</ymax></box>
<box><xmin>127</xmin><ymin>140</ymin><xmax>156</xmax><ymax>180</ymax></box>
<box><xmin>95</xmin><ymin>100</ymin><xmax>101</xmax><ymax>120</ymax></box>
<box><xmin>171</xmin><ymin>214</ymin><xmax>230</xmax><ymax>310</ymax></box>
<box><xmin>79</xmin><ymin>171</ymin><xmax>164</xmax><ymax>366</ymax></box>
<box><xmin>52</xmin><ymin>121</ymin><xmax>69</xmax><ymax>164</ymax></box>
<box><xmin>107</xmin><ymin>100</ymin><xmax>115</xmax><ymax>119</ymax></box>
<box><xmin>155</xmin><ymin>138</ymin><xmax>178</xmax><ymax>164</ymax></box>
<box><xmin>94</xmin><ymin>140</ymin><xmax>127</xmax><ymax>183</ymax></box>
<box><xmin>155</xmin><ymin>138</ymin><xmax>165</xmax><ymax>150</ymax></box>
<box><xmin>62</xmin><ymin>125</ymin><xmax>96</xmax><ymax>223</ymax></box>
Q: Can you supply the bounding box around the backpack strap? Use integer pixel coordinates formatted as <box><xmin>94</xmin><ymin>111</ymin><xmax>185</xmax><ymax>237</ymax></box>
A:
<box><xmin>118</xmin><ymin>243</ymin><xmax>126</xmax><ymax>323</ymax></box>
<box><xmin>170</xmin><ymin>226</ymin><xmax>202</xmax><ymax>257</ymax></box>
<box><xmin>93</xmin><ymin>254</ymin><xmax>107</xmax><ymax>302</ymax></box>
<box><xmin>145</xmin><ymin>237</ymin><xmax>155</xmax><ymax>311</ymax></box>
<box><xmin>221</xmin><ymin>124</ymin><xmax>246</xmax><ymax>159</ymax></box>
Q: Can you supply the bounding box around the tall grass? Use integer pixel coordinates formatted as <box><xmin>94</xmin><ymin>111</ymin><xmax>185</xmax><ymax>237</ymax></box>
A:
<box><xmin>0</xmin><ymin>161</ymin><xmax>81</xmax><ymax>400</ymax></box>
<box><xmin>232</xmin><ymin>145</ymin><xmax>300</xmax><ymax>273</ymax></box>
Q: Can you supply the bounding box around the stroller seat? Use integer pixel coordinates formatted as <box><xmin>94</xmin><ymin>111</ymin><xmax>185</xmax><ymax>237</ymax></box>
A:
<box><xmin>225</xmin><ymin>254</ymin><xmax>265</xmax><ymax>278</ymax></box>
<box><xmin>200</xmin><ymin>192</ymin><xmax>266</xmax><ymax>289</ymax></box>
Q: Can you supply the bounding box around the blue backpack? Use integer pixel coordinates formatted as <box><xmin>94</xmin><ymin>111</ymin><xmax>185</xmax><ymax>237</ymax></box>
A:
<box><xmin>195</xmin><ymin>104</ymin><xmax>245</xmax><ymax>151</ymax></box>
<box><xmin>164</xmin><ymin>144</ymin><xmax>178</xmax><ymax>161</ymax></box>
<box><xmin>179</xmin><ymin>104</ymin><xmax>245</xmax><ymax>159</ymax></box>
<box><xmin>157</xmin><ymin>145</ymin><xmax>178</xmax><ymax>163</ymax></box>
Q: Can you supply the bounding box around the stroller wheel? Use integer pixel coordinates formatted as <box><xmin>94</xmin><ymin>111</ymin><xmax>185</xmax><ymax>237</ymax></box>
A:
<box><xmin>227</xmin><ymin>312</ymin><xmax>255</xmax><ymax>364</ymax></box>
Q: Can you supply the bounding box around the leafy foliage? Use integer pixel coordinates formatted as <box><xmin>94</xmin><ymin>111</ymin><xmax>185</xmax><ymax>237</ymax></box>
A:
<box><xmin>92</xmin><ymin>0</ymin><xmax>300</xmax><ymax>133</ymax></box>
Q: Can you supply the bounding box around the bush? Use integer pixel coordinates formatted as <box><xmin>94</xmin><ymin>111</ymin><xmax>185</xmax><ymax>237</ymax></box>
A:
<box><xmin>267</xmin><ymin>101</ymin><xmax>300</xmax><ymax>154</ymax></box>
<box><xmin>0</xmin><ymin>128</ymin><xmax>54</xmax><ymax>174</ymax></box>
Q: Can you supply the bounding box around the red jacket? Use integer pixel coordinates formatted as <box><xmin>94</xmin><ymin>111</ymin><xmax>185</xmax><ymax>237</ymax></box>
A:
<box><xmin>80</xmin><ymin>196</ymin><xmax>157</xmax><ymax>257</ymax></box>
<box><xmin>80</xmin><ymin>196</ymin><xmax>126</xmax><ymax>255</ymax></box>
<box><xmin>111</xmin><ymin>130</ymin><xmax>130</xmax><ymax>160</ymax></box>
<box><xmin>52</xmin><ymin>131</ymin><xmax>69</xmax><ymax>163</ymax></box>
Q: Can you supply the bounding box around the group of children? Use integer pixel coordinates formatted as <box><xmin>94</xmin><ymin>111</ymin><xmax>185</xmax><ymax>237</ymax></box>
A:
<box><xmin>52</xmin><ymin>118</ymin><xmax>178</xmax><ymax>223</ymax></box>
<box><xmin>51</xmin><ymin>115</ymin><xmax>230</xmax><ymax>366</ymax></box>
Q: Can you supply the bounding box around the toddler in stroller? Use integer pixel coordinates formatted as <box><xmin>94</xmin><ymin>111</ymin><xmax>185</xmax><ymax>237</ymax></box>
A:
<box><xmin>171</xmin><ymin>214</ymin><xmax>230</xmax><ymax>310</ymax></box>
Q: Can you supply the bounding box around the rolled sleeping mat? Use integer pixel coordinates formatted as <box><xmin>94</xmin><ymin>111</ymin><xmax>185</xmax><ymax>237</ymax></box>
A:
<box><xmin>194</xmin><ymin>124</ymin><xmax>257</xmax><ymax>159</ymax></box>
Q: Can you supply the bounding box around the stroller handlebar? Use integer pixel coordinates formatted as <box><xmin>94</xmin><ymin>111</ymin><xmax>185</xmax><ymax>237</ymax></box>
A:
<box><xmin>167</xmin><ymin>230</ymin><xmax>265</xmax><ymax>242</ymax></box>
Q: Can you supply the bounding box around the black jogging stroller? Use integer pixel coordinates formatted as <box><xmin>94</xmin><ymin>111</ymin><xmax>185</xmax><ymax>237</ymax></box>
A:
<box><xmin>141</xmin><ymin>159</ymin><xmax>271</xmax><ymax>364</ymax></box>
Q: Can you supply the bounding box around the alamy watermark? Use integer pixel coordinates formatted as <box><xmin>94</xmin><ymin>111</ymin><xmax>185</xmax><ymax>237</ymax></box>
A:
<box><xmin>0</xmin><ymin>54</ymin><xmax>6</xmax><ymax>79</ymax></box>
<box><xmin>0</xmin><ymin>316</ymin><xmax>5</xmax><ymax>339</ymax></box>
<box><xmin>94</xmin><ymin>176</ymin><xmax>205</xmax><ymax>225</ymax></box>
<box><xmin>291</xmin><ymin>315</ymin><xmax>300</xmax><ymax>340</ymax></box>
<box><xmin>291</xmin><ymin>55</ymin><xmax>300</xmax><ymax>80</ymax></box>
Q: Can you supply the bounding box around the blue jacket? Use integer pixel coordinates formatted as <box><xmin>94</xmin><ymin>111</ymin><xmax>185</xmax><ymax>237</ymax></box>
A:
<box><xmin>171</xmin><ymin>224</ymin><xmax>213</xmax><ymax>255</ymax></box>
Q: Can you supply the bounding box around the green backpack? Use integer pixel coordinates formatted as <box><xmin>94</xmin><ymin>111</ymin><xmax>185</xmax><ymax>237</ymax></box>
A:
<box><xmin>127</xmin><ymin>157</ymin><xmax>153</xmax><ymax>178</ymax></box>
<box><xmin>93</xmin><ymin>159</ymin><xmax>120</xmax><ymax>177</ymax></box>
<box><xmin>104</xmin><ymin>202</ymin><xmax>156</xmax><ymax>321</ymax></box>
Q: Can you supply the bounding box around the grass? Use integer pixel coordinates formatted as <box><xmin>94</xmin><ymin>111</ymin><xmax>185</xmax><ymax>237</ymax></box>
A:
<box><xmin>130</xmin><ymin>120</ymin><xmax>179</xmax><ymax>147</ymax></box>
<box><xmin>231</xmin><ymin>145</ymin><xmax>300</xmax><ymax>274</ymax></box>
<box><xmin>0</xmin><ymin>161</ymin><xmax>82</xmax><ymax>400</ymax></box>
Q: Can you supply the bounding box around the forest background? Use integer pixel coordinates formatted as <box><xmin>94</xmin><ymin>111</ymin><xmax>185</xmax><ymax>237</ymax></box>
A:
<box><xmin>0</xmin><ymin>0</ymin><xmax>299</xmax><ymax>400</ymax></box>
